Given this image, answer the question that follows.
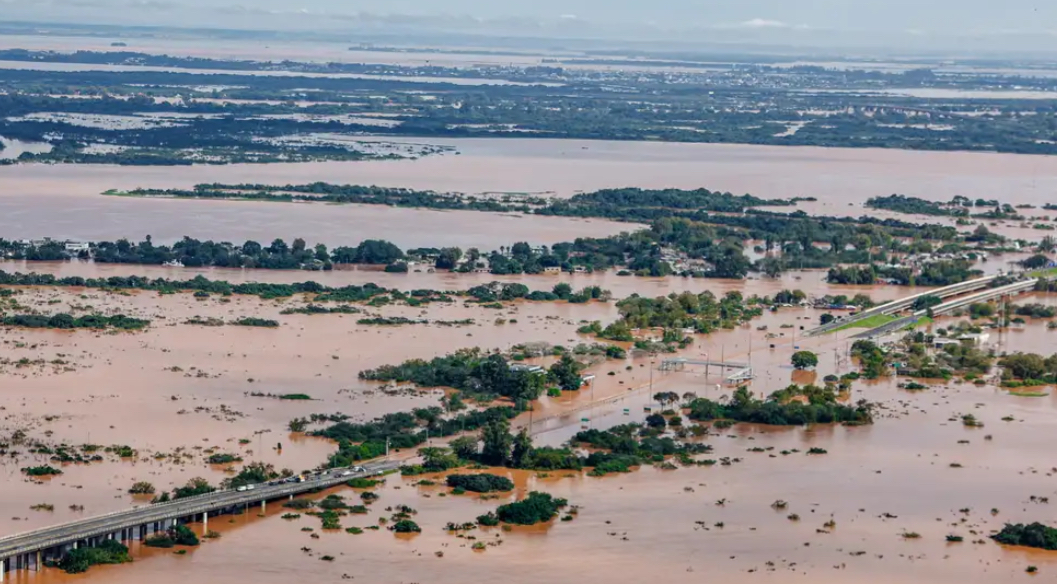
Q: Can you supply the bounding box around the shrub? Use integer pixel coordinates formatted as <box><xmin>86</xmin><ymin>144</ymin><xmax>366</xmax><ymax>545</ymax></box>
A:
<box><xmin>791</xmin><ymin>351</ymin><xmax>819</xmax><ymax>370</ymax></box>
<box><xmin>391</xmin><ymin>520</ymin><xmax>421</xmax><ymax>533</ymax></box>
<box><xmin>494</xmin><ymin>492</ymin><xmax>568</xmax><ymax>525</ymax></box>
<box><xmin>128</xmin><ymin>481</ymin><xmax>155</xmax><ymax>495</ymax></box>
<box><xmin>318</xmin><ymin>495</ymin><xmax>349</xmax><ymax>510</ymax></box>
<box><xmin>22</xmin><ymin>465</ymin><xmax>62</xmax><ymax>476</ymax></box>
<box><xmin>172</xmin><ymin>525</ymin><xmax>199</xmax><ymax>546</ymax></box>
<box><xmin>992</xmin><ymin>523</ymin><xmax>1057</xmax><ymax>550</ymax></box>
<box><xmin>347</xmin><ymin>477</ymin><xmax>380</xmax><ymax>489</ymax></box>
<box><xmin>445</xmin><ymin>474</ymin><xmax>515</xmax><ymax>493</ymax></box>
<box><xmin>56</xmin><ymin>540</ymin><xmax>130</xmax><ymax>573</ymax></box>
<box><xmin>144</xmin><ymin>534</ymin><xmax>175</xmax><ymax>548</ymax></box>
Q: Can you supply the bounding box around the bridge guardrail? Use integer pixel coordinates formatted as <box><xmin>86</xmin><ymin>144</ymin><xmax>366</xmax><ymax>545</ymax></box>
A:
<box><xmin>0</xmin><ymin>463</ymin><xmax>396</xmax><ymax>558</ymax></box>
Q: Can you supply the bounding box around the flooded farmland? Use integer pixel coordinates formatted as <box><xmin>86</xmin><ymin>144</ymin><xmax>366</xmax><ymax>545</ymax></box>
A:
<box><xmin>5</xmin><ymin>27</ymin><xmax>1057</xmax><ymax>584</ymax></box>
<box><xmin>2</xmin><ymin>272</ymin><xmax>1056</xmax><ymax>583</ymax></box>
<box><xmin>2</xmin><ymin>138</ymin><xmax>1057</xmax><ymax>246</ymax></box>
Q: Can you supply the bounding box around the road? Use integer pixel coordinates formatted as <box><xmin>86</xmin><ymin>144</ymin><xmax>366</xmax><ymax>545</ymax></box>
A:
<box><xmin>0</xmin><ymin>460</ymin><xmax>399</xmax><ymax>566</ymax></box>
<box><xmin>805</xmin><ymin>274</ymin><xmax>999</xmax><ymax>337</ymax></box>
<box><xmin>850</xmin><ymin>279</ymin><xmax>1038</xmax><ymax>340</ymax></box>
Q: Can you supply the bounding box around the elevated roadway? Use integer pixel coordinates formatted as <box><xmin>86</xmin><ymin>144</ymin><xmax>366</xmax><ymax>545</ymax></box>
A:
<box><xmin>850</xmin><ymin>279</ymin><xmax>1038</xmax><ymax>340</ymax></box>
<box><xmin>806</xmin><ymin>275</ymin><xmax>1001</xmax><ymax>337</ymax></box>
<box><xmin>0</xmin><ymin>460</ymin><xmax>399</xmax><ymax>578</ymax></box>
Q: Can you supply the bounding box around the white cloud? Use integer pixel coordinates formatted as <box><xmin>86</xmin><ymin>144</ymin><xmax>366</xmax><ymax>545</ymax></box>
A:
<box><xmin>740</xmin><ymin>18</ymin><xmax>790</xmax><ymax>28</ymax></box>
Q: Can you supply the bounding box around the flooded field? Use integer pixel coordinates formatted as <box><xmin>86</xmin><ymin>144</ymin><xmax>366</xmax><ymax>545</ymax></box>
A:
<box><xmin>3</xmin><ymin>31</ymin><xmax>1057</xmax><ymax>581</ymax></box>
<box><xmin>0</xmin><ymin>34</ymin><xmax>566</xmax><ymax>68</ymax></box>
<box><xmin>3</xmin><ymin>138</ymin><xmax>1057</xmax><ymax>245</ymax></box>
<box><xmin>2</xmin><ymin>269</ymin><xmax>1057</xmax><ymax>583</ymax></box>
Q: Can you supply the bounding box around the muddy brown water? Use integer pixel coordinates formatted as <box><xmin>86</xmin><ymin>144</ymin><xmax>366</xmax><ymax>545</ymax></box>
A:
<box><xmin>2</xmin><ymin>138</ymin><xmax>1057</xmax><ymax>245</ymax></box>
<box><xmin>2</xmin><ymin>271</ymin><xmax>1057</xmax><ymax>582</ymax></box>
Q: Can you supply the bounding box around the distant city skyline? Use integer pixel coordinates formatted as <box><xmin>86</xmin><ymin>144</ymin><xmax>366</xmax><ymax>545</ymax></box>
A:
<box><xmin>3</xmin><ymin>1</ymin><xmax>1057</xmax><ymax>54</ymax></box>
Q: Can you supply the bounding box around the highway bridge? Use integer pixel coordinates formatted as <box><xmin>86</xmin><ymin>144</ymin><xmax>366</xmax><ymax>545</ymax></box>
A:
<box><xmin>850</xmin><ymin>278</ymin><xmax>1038</xmax><ymax>340</ymax></box>
<box><xmin>805</xmin><ymin>275</ymin><xmax>1001</xmax><ymax>337</ymax></box>
<box><xmin>0</xmin><ymin>460</ymin><xmax>399</xmax><ymax>579</ymax></box>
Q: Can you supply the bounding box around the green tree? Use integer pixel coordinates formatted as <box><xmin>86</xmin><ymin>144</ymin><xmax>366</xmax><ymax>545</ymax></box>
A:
<box><xmin>820</xmin><ymin>313</ymin><xmax>835</xmax><ymax>325</ymax></box>
<box><xmin>791</xmin><ymin>351</ymin><xmax>819</xmax><ymax>370</ymax></box>
<box><xmin>435</xmin><ymin>247</ymin><xmax>462</xmax><ymax>270</ymax></box>
<box><xmin>172</xmin><ymin>477</ymin><xmax>215</xmax><ymax>500</ymax></box>
<box><xmin>645</xmin><ymin>413</ymin><xmax>667</xmax><ymax>428</ymax></box>
<box><xmin>449</xmin><ymin>436</ymin><xmax>479</xmax><ymax>461</ymax></box>
<box><xmin>510</xmin><ymin>429</ymin><xmax>534</xmax><ymax>468</ymax></box>
<box><xmin>549</xmin><ymin>354</ymin><xmax>584</xmax><ymax>391</ymax></box>
<box><xmin>420</xmin><ymin>447</ymin><xmax>460</xmax><ymax>472</ymax></box>
<box><xmin>480</xmin><ymin>419</ymin><xmax>513</xmax><ymax>466</ymax></box>
<box><xmin>912</xmin><ymin>295</ymin><xmax>943</xmax><ymax>311</ymax></box>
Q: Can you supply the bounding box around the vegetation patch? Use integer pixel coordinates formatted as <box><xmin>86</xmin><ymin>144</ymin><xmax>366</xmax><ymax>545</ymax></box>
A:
<box><xmin>445</xmin><ymin>474</ymin><xmax>515</xmax><ymax>493</ymax></box>
<box><xmin>54</xmin><ymin>540</ymin><xmax>131</xmax><ymax>573</ymax></box>
<box><xmin>992</xmin><ymin>523</ymin><xmax>1057</xmax><ymax>550</ymax></box>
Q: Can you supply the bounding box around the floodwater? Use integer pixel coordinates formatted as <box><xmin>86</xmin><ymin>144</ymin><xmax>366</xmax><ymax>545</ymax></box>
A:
<box><xmin>0</xmin><ymin>191</ymin><xmax>631</xmax><ymax>249</ymax></box>
<box><xmin>0</xmin><ymin>60</ymin><xmax>562</xmax><ymax>87</ymax></box>
<box><xmin>0</xmin><ymin>259</ymin><xmax>920</xmax><ymax>303</ymax></box>
<box><xmin>0</xmin><ymin>34</ymin><xmax>569</xmax><ymax>68</ymax></box>
<box><xmin>0</xmin><ymin>138</ymin><xmax>52</xmax><ymax>160</ymax></box>
<box><xmin>3</xmin><ymin>138</ymin><xmax>1057</xmax><ymax>245</ymax></box>
<box><xmin>3</xmin><ymin>274</ymin><xmax>1057</xmax><ymax>583</ymax></box>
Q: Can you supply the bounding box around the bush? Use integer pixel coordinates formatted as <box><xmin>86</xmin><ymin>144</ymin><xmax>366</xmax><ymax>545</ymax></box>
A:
<box><xmin>128</xmin><ymin>481</ymin><xmax>155</xmax><ymax>494</ymax></box>
<box><xmin>992</xmin><ymin>523</ymin><xmax>1057</xmax><ymax>550</ymax></box>
<box><xmin>445</xmin><ymin>474</ymin><xmax>515</xmax><ymax>493</ymax></box>
<box><xmin>22</xmin><ymin>465</ymin><xmax>62</xmax><ymax>476</ymax></box>
<box><xmin>172</xmin><ymin>477</ymin><xmax>216</xmax><ymax>499</ymax></box>
<box><xmin>144</xmin><ymin>534</ymin><xmax>175</xmax><ymax>548</ymax></box>
<box><xmin>391</xmin><ymin>520</ymin><xmax>421</xmax><ymax>533</ymax></box>
<box><xmin>495</xmin><ymin>492</ymin><xmax>568</xmax><ymax>525</ymax></box>
<box><xmin>57</xmin><ymin>540</ymin><xmax>131</xmax><ymax>573</ymax></box>
<box><xmin>172</xmin><ymin>525</ymin><xmax>200</xmax><ymax>546</ymax></box>
<box><xmin>347</xmin><ymin>478</ymin><xmax>380</xmax><ymax>489</ymax></box>
<box><xmin>231</xmin><ymin>317</ymin><xmax>279</xmax><ymax>327</ymax></box>
<box><xmin>791</xmin><ymin>351</ymin><xmax>819</xmax><ymax>370</ymax></box>
<box><xmin>477</xmin><ymin>512</ymin><xmax>500</xmax><ymax>526</ymax></box>
<box><xmin>318</xmin><ymin>495</ymin><xmax>349</xmax><ymax>510</ymax></box>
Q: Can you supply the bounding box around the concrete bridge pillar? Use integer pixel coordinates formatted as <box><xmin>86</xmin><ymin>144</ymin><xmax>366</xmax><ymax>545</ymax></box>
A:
<box><xmin>0</xmin><ymin>557</ymin><xmax>5</xmax><ymax>582</ymax></box>
<box><xmin>202</xmin><ymin>511</ymin><xmax>208</xmax><ymax>532</ymax></box>
<box><xmin>261</xmin><ymin>500</ymin><xmax>266</xmax><ymax>513</ymax></box>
